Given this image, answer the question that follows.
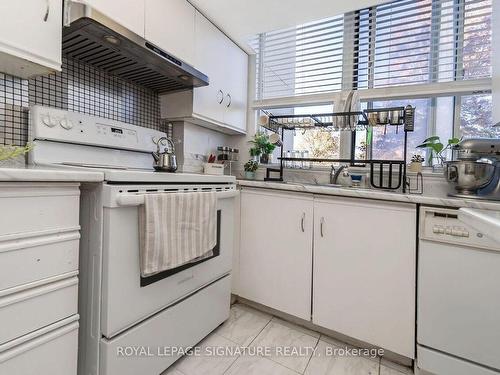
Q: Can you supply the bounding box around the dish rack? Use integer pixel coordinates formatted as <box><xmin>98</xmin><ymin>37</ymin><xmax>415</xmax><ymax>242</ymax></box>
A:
<box><xmin>262</xmin><ymin>106</ymin><xmax>415</xmax><ymax>193</ymax></box>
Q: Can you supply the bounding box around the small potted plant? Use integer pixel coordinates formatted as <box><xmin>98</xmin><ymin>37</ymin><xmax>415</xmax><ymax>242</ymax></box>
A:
<box><xmin>0</xmin><ymin>143</ymin><xmax>33</xmax><ymax>166</ymax></box>
<box><xmin>417</xmin><ymin>136</ymin><xmax>460</xmax><ymax>171</ymax></box>
<box><xmin>409</xmin><ymin>154</ymin><xmax>424</xmax><ymax>173</ymax></box>
<box><xmin>248</xmin><ymin>132</ymin><xmax>276</xmax><ymax>164</ymax></box>
<box><xmin>244</xmin><ymin>160</ymin><xmax>259</xmax><ymax>180</ymax></box>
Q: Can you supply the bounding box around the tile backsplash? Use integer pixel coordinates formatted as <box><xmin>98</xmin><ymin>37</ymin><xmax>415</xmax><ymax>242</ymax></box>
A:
<box><xmin>0</xmin><ymin>58</ymin><xmax>162</xmax><ymax>146</ymax></box>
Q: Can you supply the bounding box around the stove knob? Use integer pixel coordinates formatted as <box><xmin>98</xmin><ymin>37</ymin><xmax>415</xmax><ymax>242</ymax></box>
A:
<box><xmin>42</xmin><ymin>114</ymin><xmax>56</xmax><ymax>127</ymax></box>
<box><xmin>60</xmin><ymin>118</ymin><xmax>74</xmax><ymax>130</ymax></box>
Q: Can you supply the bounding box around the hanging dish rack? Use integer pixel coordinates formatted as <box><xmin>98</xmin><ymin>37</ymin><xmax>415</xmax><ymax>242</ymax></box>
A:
<box><xmin>262</xmin><ymin>106</ymin><xmax>415</xmax><ymax>193</ymax></box>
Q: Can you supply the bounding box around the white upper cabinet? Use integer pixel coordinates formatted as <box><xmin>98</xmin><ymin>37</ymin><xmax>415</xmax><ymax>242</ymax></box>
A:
<box><xmin>221</xmin><ymin>36</ymin><xmax>248</xmax><ymax>132</ymax></box>
<box><xmin>160</xmin><ymin>10</ymin><xmax>248</xmax><ymax>135</ymax></box>
<box><xmin>145</xmin><ymin>0</ymin><xmax>196</xmax><ymax>65</ymax></box>
<box><xmin>85</xmin><ymin>0</ymin><xmax>145</xmax><ymax>37</ymax></box>
<box><xmin>0</xmin><ymin>0</ymin><xmax>62</xmax><ymax>78</ymax></box>
<box><xmin>192</xmin><ymin>12</ymin><xmax>226</xmax><ymax>124</ymax></box>
<box><xmin>312</xmin><ymin>196</ymin><xmax>416</xmax><ymax>359</ymax></box>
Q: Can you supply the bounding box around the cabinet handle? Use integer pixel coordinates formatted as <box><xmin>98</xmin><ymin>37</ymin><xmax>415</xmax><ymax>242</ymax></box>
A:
<box><xmin>320</xmin><ymin>217</ymin><xmax>325</xmax><ymax>237</ymax></box>
<box><xmin>301</xmin><ymin>213</ymin><xmax>305</xmax><ymax>232</ymax></box>
<box><xmin>43</xmin><ymin>0</ymin><xmax>50</xmax><ymax>22</ymax></box>
<box><xmin>226</xmin><ymin>94</ymin><xmax>232</xmax><ymax>108</ymax></box>
<box><xmin>217</xmin><ymin>90</ymin><xmax>224</xmax><ymax>104</ymax></box>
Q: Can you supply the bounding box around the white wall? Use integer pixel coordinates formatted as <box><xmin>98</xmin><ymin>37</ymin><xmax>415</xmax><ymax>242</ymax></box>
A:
<box><xmin>190</xmin><ymin>0</ymin><xmax>391</xmax><ymax>52</ymax></box>
<box><xmin>171</xmin><ymin>121</ymin><xmax>241</xmax><ymax>173</ymax></box>
<box><xmin>492</xmin><ymin>0</ymin><xmax>500</xmax><ymax>124</ymax></box>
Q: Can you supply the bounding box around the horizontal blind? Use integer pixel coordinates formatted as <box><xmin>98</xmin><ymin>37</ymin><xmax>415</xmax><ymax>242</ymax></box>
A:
<box><xmin>253</xmin><ymin>0</ymin><xmax>492</xmax><ymax>100</ymax></box>
<box><xmin>252</xmin><ymin>15</ymin><xmax>345</xmax><ymax>100</ymax></box>
<box><xmin>355</xmin><ymin>0</ymin><xmax>492</xmax><ymax>88</ymax></box>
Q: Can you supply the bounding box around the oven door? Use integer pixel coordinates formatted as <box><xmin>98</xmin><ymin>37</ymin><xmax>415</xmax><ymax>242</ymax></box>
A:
<box><xmin>100</xmin><ymin>184</ymin><xmax>237</xmax><ymax>338</ymax></box>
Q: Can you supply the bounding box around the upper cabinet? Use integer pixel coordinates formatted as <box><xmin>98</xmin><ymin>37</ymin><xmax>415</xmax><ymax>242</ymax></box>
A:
<box><xmin>0</xmin><ymin>0</ymin><xmax>62</xmax><ymax>78</ymax></box>
<box><xmin>85</xmin><ymin>0</ymin><xmax>145</xmax><ymax>37</ymax></box>
<box><xmin>160</xmin><ymin>11</ymin><xmax>248</xmax><ymax>135</ymax></box>
<box><xmin>145</xmin><ymin>0</ymin><xmax>196</xmax><ymax>66</ymax></box>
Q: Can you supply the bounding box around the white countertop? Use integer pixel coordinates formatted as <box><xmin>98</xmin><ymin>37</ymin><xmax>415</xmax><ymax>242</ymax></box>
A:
<box><xmin>237</xmin><ymin>179</ymin><xmax>500</xmax><ymax>210</ymax></box>
<box><xmin>0</xmin><ymin>166</ymin><xmax>104</xmax><ymax>182</ymax></box>
<box><xmin>458</xmin><ymin>208</ymin><xmax>500</xmax><ymax>243</ymax></box>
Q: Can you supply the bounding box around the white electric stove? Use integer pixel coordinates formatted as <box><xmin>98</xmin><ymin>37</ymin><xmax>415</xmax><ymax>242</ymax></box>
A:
<box><xmin>29</xmin><ymin>105</ymin><xmax>237</xmax><ymax>375</ymax></box>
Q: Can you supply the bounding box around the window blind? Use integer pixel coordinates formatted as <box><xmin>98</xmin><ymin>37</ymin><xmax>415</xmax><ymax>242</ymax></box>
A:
<box><xmin>356</xmin><ymin>0</ymin><xmax>492</xmax><ymax>88</ymax></box>
<box><xmin>253</xmin><ymin>0</ymin><xmax>492</xmax><ymax>100</ymax></box>
<box><xmin>252</xmin><ymin>15</ymin><xmax>346</xmax><ymax>100</ymax></box>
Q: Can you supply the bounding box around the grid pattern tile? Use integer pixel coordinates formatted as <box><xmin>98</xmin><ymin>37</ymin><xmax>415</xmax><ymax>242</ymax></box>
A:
<box><xmin>0</xmin><ymin>57</ymin><xmax>162</xmax><ymax>146</ymax></box>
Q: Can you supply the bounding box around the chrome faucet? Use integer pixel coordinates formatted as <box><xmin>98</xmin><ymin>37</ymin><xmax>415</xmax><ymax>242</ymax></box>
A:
<box><xmin>330</xmin><ymin>164</ymin><xmax>348</xmax><ymax>184</ymax></box>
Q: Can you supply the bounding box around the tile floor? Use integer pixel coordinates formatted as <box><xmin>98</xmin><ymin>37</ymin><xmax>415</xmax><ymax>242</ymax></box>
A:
<box><xmin>162</xmin><ymin>303</ymin><xmax>414</xmax><ymax>375</ymax></box>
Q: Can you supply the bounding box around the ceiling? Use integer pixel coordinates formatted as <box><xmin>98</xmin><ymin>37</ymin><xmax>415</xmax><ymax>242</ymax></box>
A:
<box><xmin>189</xmin><ymin>0</ymin><xmax>390</xmax><ymax>52</ymax></box>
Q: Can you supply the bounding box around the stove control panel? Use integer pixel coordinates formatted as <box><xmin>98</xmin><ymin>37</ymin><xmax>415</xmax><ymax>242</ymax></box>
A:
<box><xmin>30</xmin><ymin>105</ymin><xmax>166</xmax><ymax>153</ymax></box>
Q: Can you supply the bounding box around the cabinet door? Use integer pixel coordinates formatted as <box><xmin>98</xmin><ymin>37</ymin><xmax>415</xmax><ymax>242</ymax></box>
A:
<box><xmin>192</xmin><ymin>11</ymin><xmax>225</xmax><ymax>124</ymax></box>
<box><xmin>239</xmin><ymin>189</ymin><xmax>313</xmax><ymax>320</ymax></box>
<box><xmin>145</xmin><ymin>0</ymin><xmax>195</xmax><ymax>65</ymax></box>
<box><xmin>313</xmin><ymin>197</ymin><xmax>416</xmax><ymax>358</ymax></box>
<box><xmin>86</xmin><ymin>0</ymin><xmax>145</xmax><ymax>37</ymax></box>
<box><xmin>0</xmin><ymin>0</ymin><xmax>62</xmax><ymax>77</ymax></box>
<box><xmin>223</xmin><ymin>41</ymin><xmax>248</xmax><ymax>132</ymax></box>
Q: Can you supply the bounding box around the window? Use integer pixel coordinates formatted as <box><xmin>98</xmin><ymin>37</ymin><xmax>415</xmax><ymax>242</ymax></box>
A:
<box><xmin>253</xmin><ymin>0</ymin><xmax>493</xmax><ymax>165</ymax></box>
<box><xmin>252</xmin><ymin>16</ymin><xmax>345</xmax><ymax>99</ymax></box>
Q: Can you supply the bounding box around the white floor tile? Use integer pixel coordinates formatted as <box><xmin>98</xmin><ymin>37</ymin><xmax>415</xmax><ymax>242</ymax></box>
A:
<box><xmin>225</xmin><ymin>355</ymin><xmax>299</xmax><ymax>375</ymax></box>
<box><xmin>215</xmin><ymin>303</ymin><xmax>272</xmax><ymax>346</ymax></box>
<box><xmin>379</xmin><ymin>358</ymin><xmax>413</xmax><ymax>375</ymax></box>
<box><xmin>250</xmin><ymin>317</ymin><xmax>319</xmax><ymax>373</ymax></box>
<box><xmin>174</xmin><ymin>333</ymin><xmax>239</xmax><ymax>375</ymax></box>
<box><xmin>305</xmin><ymin>340</ymin><xmax>380</xmax><ymax>375</ymax></box>
<box><xmin>319</xmin><ymin>334</ymin><xmax>380</xmax><ymax>363</ymax></box>
<box><xmin>160</xmin><ymin>365</ymin><xmax>185</xmax><ymax>375</ymax></box>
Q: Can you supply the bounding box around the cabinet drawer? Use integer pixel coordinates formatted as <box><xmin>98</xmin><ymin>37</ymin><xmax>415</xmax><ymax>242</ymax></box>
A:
<box><xmin>0</xmin><ymin>183</ymin><xmax>80</xmax><ymax>236</ymax></box>
<box><xmin>0</xmin><ymin>276</ymin><xmax>78</xmax><ymax>345</ymax></box>
<box><xmin>0</xmin><ymin>230</ymin><xmax>80</xmax><ymax>291</ymax></box>
<box><xmin>0</xmin><ymin>315</ymin><xmax>78</xmax><ymax>375</ymax></box>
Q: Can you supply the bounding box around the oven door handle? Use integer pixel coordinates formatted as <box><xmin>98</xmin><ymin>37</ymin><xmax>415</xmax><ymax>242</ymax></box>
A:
<box><xmin>115</xmin><ymin>189</ymin><xmax>239</xmax><ymax>207</ymax></box>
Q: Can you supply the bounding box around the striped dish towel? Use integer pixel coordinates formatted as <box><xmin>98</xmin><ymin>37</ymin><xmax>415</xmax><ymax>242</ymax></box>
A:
<box><xmin>139</xmin><ymin>191</ymin><xmax>217</xmax><ymax>277</ymax></box>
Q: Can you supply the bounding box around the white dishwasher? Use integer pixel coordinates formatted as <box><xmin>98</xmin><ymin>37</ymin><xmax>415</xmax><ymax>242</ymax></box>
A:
<box><xmin>417</xmin><ymin>207</ymin><xmax>500</xmax><ymax>375</ymax></box>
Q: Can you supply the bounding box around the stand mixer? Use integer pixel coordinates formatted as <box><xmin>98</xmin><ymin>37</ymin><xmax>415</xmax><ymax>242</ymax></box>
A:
<box><xmin>444</xmin><ymin>138</ymin><xmax>500</xmax><ymax>200</ymax></box>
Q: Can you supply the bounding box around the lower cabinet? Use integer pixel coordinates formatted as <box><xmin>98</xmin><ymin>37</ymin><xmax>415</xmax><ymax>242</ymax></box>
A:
<box><xmin>238</xmin><ymin>188</ymin><xmax>417</xmax><ymax>358</ymax></box>
<box><xmin>0</xmin><ymin>182</ymin><xmax>81</xmax><ymax>374</ymax></box>
<box><xmin>313</xmin><ymin>196</ymin><xmax>416</xmax><ymax>358</ymax></box>
<box><xmin>239</xmin><ymin>188</ymin><xmax>313</xmax><ymax>320</ymax></box>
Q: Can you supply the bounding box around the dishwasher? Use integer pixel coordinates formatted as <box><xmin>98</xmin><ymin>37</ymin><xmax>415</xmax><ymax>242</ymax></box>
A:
<box><xmin>417</xmin><ymin>207</ymin><xmax>500</xmax><ymax>375</ymax></box>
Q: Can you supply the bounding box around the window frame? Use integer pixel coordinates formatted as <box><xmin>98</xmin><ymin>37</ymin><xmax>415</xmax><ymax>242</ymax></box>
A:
<box><xmin>252</xmin><ymin>0</ymin><xmax>493</xmax><ymax>161</ymax></box>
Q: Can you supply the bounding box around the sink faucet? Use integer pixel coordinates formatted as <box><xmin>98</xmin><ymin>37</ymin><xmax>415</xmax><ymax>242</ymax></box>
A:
<box><xmin>330</xmin><ymin>164</ymin><xmax>348</xmax><ymax>184</ymax></box>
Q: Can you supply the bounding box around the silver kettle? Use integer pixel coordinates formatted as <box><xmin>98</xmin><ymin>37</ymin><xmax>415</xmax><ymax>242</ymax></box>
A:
<box><xmin>152</xmin><ymin>137</ymin><xmax>177</xmax><ymax>172</ymax></box>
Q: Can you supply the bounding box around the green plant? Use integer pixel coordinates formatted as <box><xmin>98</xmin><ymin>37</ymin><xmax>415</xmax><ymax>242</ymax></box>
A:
<box><xmin>248</xmin><ymin>132</ymin><xmax>276</xmax><ymax>157</ymax></box>
<box><xmin>411</xmin><ymin>154</ymin><xmax>424</xmax><ymax>163</ymax></box>
<box><xmin>416</xmin><ymin>136</ymin><xmax>460</xmax><ymax>164</ymax></box>
<box><xmin>244</xmin><ymin>160</ymin><xmax>259</xmax><ymax>172</ymax></box>
<box><xmin>0</xmin><ymin>143</ymin><xmax>34</xmax><ymax>162</ymax></box>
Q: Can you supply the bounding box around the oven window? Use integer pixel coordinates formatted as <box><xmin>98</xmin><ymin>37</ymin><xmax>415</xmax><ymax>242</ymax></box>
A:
<box><xmin>140</xmin><ymin>210</ymin><xmax>222</xmax><ymax>287</ymax></box>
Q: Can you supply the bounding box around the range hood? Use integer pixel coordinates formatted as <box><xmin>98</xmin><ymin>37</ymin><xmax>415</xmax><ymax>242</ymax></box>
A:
<box><xmin>62</xmin><ymin>3</ymin><xmax>208</xmax><ymax>94</ymax></box>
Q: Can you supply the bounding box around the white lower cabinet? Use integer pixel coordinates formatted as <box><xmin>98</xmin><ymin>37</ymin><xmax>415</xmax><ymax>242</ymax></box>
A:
<box><xmin>239</xmin><ymin>189</ymin><xmax>313</xmax><ymax>320</ymax></box>
<box><xmin>0</xmin><ymin>183</ymin><xmax>81</xmax><ymax>374</ymax></box>
<box><xmin>312</xmin><ymin>196</ymin><xmax>416</xmax><ymax>358</ymax></box>
<box><xmin>238</xmin><ymin>188</ymin><xmax>417</xmax><ymax>358</ymax></box>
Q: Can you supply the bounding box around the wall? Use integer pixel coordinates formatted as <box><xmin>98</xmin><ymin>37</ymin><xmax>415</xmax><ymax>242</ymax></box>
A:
<box><xmin>492</xmin><ymin>0</ymin><xmax>500</xmax><ymax>124</ymax></box>
<box><xmin>0</xmin><ymin>58</ymin><xmax>162</xmax><ymax>147</ymax></box>
<box><xmin>171</xmin><ymin>121</ymin><xmax>237</xmax><ymax>173</ymax></box>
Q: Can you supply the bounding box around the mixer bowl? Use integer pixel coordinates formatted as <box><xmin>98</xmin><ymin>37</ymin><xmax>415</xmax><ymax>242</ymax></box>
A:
<box><xmin>444</xmin><ymin>160</ymin><xmax>496</xmax><ymax>194</ymax></box>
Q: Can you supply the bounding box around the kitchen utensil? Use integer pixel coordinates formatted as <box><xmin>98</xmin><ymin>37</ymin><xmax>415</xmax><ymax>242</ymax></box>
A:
<box><xmin>444</xmin><ymin>160</ymin><xmax>496</xmax><ymax>194</ymax></box>
<box><xmin>152</xmin><ymin>137</ymin><xmax>177</xmax><ymax>172</ymax></box>
<box><xmin>444</xmin><ymin>138</ymin><xmax>500</xmax><ymax>200</ymax></box>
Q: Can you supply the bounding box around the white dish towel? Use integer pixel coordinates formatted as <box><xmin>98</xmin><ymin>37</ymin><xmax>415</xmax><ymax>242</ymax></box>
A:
<box><xmin>139</xmin><ymin>191</ymin><xmax>217</xmax><ymax>277</ymax></box>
